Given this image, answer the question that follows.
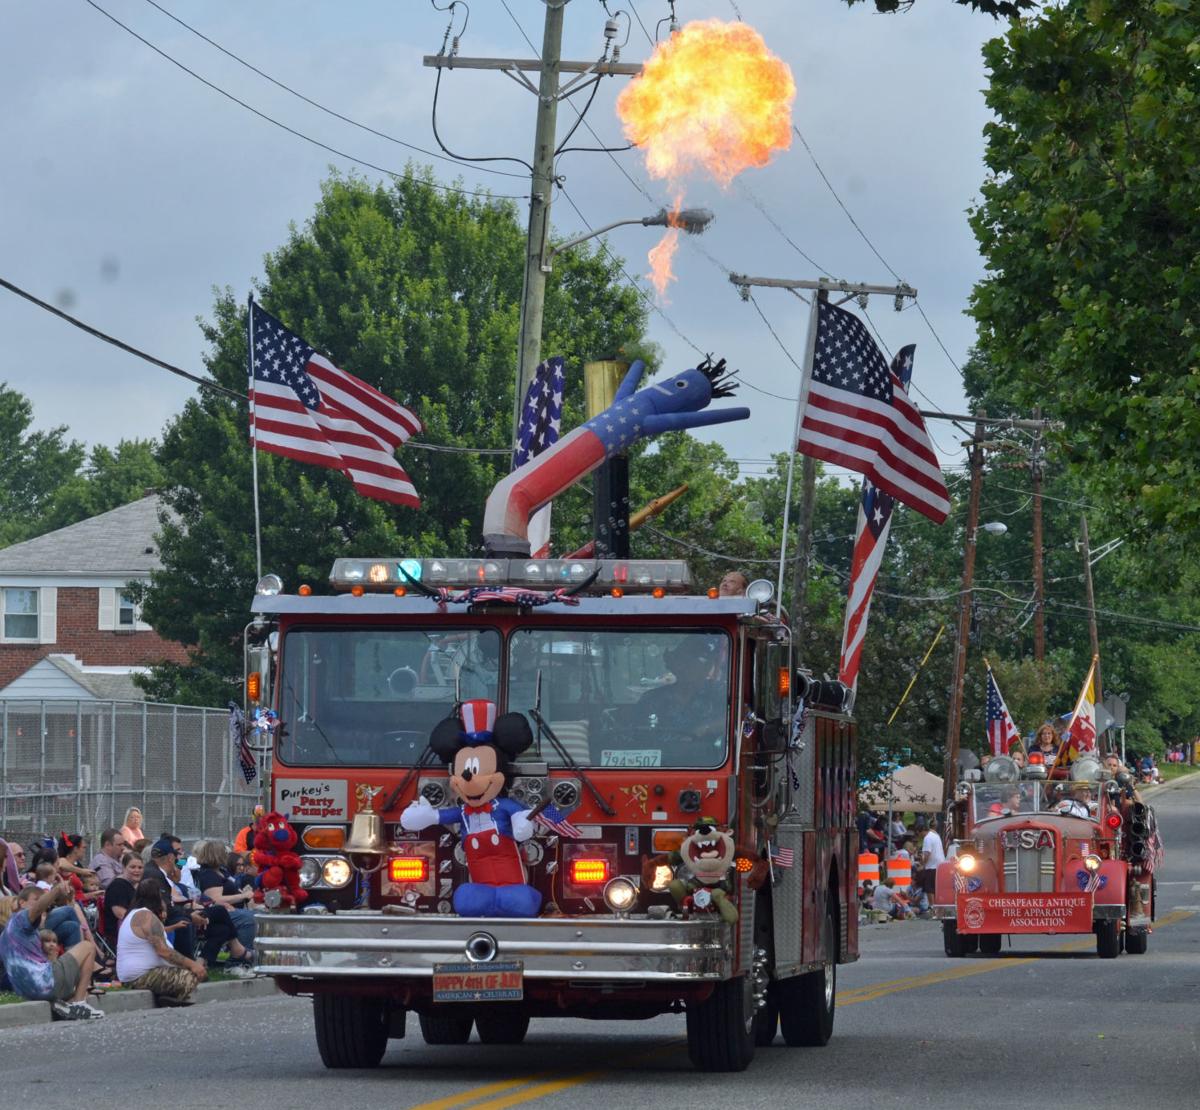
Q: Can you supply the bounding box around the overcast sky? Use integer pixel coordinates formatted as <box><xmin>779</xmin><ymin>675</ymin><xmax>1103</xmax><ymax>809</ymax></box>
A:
<box><xmin>1</xmin><ymin>0</ymin><xmax>1000</xmax><ymax>482</ymax></box>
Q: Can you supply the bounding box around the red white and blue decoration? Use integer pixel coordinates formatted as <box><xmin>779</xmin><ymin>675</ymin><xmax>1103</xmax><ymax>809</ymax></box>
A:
<box><xmin>483</xmin><ymin>357</ymin><xmax>748</xmax><ymax>554</ymax></box>
<box><xmin>513</xmin><ymin>356</ymin><xmax>566</xmax><ymax>558</ymax></box>
<box><xmin>401</xmin><ymin>700</ymin><xmax>543</xmax><ymax>917</ymax></box>
<box><xmin>985</xmin><ymin>664</ymin><xmax>1023</xmax><ymax>756</ymax></box>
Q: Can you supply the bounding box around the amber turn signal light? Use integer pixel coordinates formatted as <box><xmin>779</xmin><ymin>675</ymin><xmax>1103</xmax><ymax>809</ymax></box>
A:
<box><xmin>651</xmin><ymin>829</ymin><xmax>685</xmax><ymax>853</ymax></box>
<box><xmin>301</xmin><ymin>826</ymin><xmax>346</xmax><ymax>850</ymax></box>
<box><xmin>246</xmin><ymin>672</ymin><xmax>261</xmax><ymax>702</ymax></box>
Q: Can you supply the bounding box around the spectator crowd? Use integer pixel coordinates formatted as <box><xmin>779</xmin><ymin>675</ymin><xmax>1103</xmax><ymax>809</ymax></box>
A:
<box><xmin>1</xmin><ymin>817</ymin><xmax>260</xmax><ymax>1021</ymax></box>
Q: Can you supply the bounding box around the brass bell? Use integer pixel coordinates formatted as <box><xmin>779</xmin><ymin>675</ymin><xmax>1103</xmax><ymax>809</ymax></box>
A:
<box><xmin>346</xmin><ymin>811</ymin><xmax>385</xmax><ymax>874</ymax></box>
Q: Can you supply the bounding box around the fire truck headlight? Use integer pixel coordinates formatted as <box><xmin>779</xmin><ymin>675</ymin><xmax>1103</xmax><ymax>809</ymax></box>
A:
<box><xmin>603</xmin><ymin>877</ymin><xmax>638</xmax><ymax>914</ymax></box>
<box><xmin>298</xmin><ymin>858</ymin><xmax>321</xmax><ymax>889</ymax></box>
<box><xmin>956</xmin><ymin>853</ymin><xmax>977</xmax><ymax>874</ymax></box>
<box><xmin>745</xmin><ymin>579</ymin><xmax>774</xmax><ymax>605</ymax></box>
<box><xmin>1084</xmin><ymin>854</ymin><xmax>1103</xmax><ymax>873</ymax></box>
<box><xmin>649</xmin><ymin>864</ymin><xmax>674</xmax><ymax>893</ymax></box>
<box><xmin>255</xmin><ymin>573</ymin><xmax>283</xmax><ymax>596</ymax></box>
<box><xmin>322</xmin><ymin>858</ymin><xmax>353</xmax><ymax>888</ymax></box>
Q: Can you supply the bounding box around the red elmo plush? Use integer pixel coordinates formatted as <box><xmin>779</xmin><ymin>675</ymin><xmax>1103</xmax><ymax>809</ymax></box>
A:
<box><xmin>251</xmin><ymin>810</ymin><xmax>307</xmax><ymax>909</ymax></box>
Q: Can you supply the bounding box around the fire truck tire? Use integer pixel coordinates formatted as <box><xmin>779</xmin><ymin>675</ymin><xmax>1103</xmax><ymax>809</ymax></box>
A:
<box><xmin>943</xmin><ymin>921</ymin><xmax>967</xmax><ymax>957</ymax></box>
<box><xmin>978</xmin><ymin>933</ymin><xmax>1002</xmax><ymax>955</ymax></box>
<box><xmin>474</xmin><ymin>1011</ymin><xmax>530</xmax><ymax>1044</ymax></box>
<box><xmin>1124</xmin><ymin>928</ymin><xmax>1148</xmax><ymax>955</ymax></box>
<box><xmin>685</xmin><ymin>975</ymin><xmax>757</xmax><ymax>1072</ymax></box>
<box><xmin>778</xmin><ymin>902</ymin><xmax>837</xmax><ymax>1047</ymax></box>
<box><xmin>418</xmin><ymin>1011</ymin><xmax>475</xmax><ymax>1045</ymax></box>
<box><xmin>1096</xmin><ymin>919</ymin><xmax>1120</xmax><ymax>959</ymax></box>
<box><xmin>313</xmin><ymin>994</ymin><xmax>389</xmax><ymax>1069</ymax></box>
<box><xmin>754</xmin><ymin>988</ymin><xmax>779</xmax><ymax>1046</ymax></box>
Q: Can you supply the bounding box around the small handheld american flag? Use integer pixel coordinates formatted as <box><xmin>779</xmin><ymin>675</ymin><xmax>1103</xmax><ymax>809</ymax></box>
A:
<box><xmin>227</xmin><ymin>703</ymin><xmax>257</xmax><ymax>785</ymax></box>
<box><xmin>533</xmin><ymin>802</ymin><xmax>583</xmax><ymax>839</ymax></box>
<box><xmin>769</xmin><ymin>844</ymin><xmax>794</xmax><ymax>869</ymax></box>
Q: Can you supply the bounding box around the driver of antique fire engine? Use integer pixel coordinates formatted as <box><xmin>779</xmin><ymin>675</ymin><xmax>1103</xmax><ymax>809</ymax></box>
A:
<box><xmin>632</xmin><ymin>639</ymin><xmax>728</xmax><ymax>750</ymax></box>
<box><xmin>1055</xmin><ymin>782</ymin><xmax>1094</xmax><ymax>818</ymax></box>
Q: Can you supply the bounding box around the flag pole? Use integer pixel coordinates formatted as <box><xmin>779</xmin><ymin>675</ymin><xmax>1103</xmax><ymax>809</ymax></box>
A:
<box><xmin>247</xmin><ymin>293</ymin><xmax>263</xmax><ymax>582</ymax></box>
<box><xmin>775</xmin><ymin>288</ymin><xmax>824</xmax><ymax>616</ymax></box>
<box><xmin>1051</xmin><ymin>654</ymin><xmax>1097</xmax><ymax>773</ymax></box>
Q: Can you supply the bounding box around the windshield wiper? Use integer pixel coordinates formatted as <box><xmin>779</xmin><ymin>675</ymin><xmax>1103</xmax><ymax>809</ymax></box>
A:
<box><xmin>530</xmin><ymin>669</ymin><xmax>615</xmax><ymax>816</ymax></box>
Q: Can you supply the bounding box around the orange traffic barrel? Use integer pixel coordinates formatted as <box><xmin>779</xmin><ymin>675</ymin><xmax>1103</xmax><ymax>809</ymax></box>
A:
<box><xmin>858</xmin><ymin>852</ymin><xmax>880</xmax><ymax>888</ymax></box>
<box><xmin>885</xmin><ymin>854</ymin><xmax>912</xmax><ymax>889</ymax></box>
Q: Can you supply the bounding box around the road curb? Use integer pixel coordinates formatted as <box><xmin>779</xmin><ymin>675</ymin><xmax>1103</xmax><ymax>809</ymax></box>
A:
<box><xmin>1142</xmin><ymin>772</ymin><xmax>1199</xmax><ymax>798</ymax></box>
<box><xmin>0</xmin><ymin>977</ymin><xmax>278</xmax><ymax>1031</ymax></box>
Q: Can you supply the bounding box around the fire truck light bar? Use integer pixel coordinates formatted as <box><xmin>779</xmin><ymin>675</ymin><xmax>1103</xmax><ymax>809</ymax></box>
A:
<box><xmin>329</xmin><ymin>558</ymin><xmax>692</xmax><ymax>594</ymax></box>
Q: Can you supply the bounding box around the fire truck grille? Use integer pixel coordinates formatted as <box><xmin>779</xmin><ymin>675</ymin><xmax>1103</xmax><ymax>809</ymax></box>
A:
<box><xmin>1003</xmin><ymin>845</ymin><xmax>1056</xmax><ymax>892</ymax></box>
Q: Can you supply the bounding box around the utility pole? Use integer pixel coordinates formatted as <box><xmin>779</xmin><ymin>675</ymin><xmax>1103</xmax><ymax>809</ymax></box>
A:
<box><xmin>943</xmin><ymin>413</ymin><xmax>986</xmax><ymax>808</ymax></box>
<box><xmin>424</xmin><ymin>8</ymin><xmax>640</xmax><ymax>451</ymax></box>
<box><xmin>1030</xmin><ymin>412</ymin><xmax>1046</xmax><ymax>661</ymax></box>
<box><xmin>1080</xmin><ymin>513</ymin><xmax>1102</xmax><ymax>698</ymax></box>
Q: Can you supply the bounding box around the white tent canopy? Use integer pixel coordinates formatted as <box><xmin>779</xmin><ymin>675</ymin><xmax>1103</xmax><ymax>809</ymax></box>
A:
<box><xmin>859</xmin><ymin>763</ymin><xmax>944</xmax><ymax>814</ymax></box>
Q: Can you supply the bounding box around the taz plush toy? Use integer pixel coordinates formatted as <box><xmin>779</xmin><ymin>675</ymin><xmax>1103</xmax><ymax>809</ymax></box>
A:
<box><xmin>642</xmin><ymin>816</ymin><xmax>767</xmax><ymax>923</ymax></box>
<box><xmin>401</xmin><ymin>699</ymin><xmax>542</xmax><ymax>918</ymax></box>
<box><xmin>252</xmin><ymin>810</ymin><xmax>307</xmax><ymax>910</ymax></box>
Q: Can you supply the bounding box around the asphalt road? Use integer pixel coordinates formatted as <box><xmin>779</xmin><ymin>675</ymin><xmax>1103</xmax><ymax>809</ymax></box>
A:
<box><xmin>5</xmin><ymin>775</ymin><xmax>1198</xmax><ymax>1110</ymax></box>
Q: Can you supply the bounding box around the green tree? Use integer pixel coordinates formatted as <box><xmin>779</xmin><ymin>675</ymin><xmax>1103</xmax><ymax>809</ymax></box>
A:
<box><xmin>38</xmin><ymin>439</ymin><xmax>163</xmax><ymax>533</ymax></box>
<box><xmin>138</xmin><ymin>170</ymin><xmax>649</xmax><ymax>704</ymax></box>
<box><xmin>970</xmin><ymin>0</ymin><xmax>1200</xmax><ymax>535</ymax></box>
<box><xmin>0</xmin><ymin>383</ymin><xmax>84</xmax><ymax>546</ymax></box>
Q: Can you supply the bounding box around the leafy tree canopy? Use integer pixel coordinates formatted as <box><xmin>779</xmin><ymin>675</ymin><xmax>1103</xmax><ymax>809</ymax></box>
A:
<box><xmin>970</xmin><ymin>0</ymin><xmax>1200</xmax><ymax>536</ymax></box>
<box><xmin>0</xmin><ymin>383</ymin><xmax>84</xmax><ymax>546</ymax></box>
<box><xmin>845</xmin><ymin>0</ymin><xmax>1037</xmax><ymax>16</ymax></box>
<box><xmin>38</xmin><ymin>439</ymin><xmax>163</xmax><ymax>534</ymax></box>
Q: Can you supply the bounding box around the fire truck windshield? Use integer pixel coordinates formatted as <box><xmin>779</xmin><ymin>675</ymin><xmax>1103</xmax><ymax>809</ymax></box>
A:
<box><xmin>277</xmin><ymin>627</ymin><xmax>500</xmax><ymax>766</ymax></box>
<box><xmin>506</xmin><ymin>628</ymin><xmax>731</xmax><ymax>768</ymax></box>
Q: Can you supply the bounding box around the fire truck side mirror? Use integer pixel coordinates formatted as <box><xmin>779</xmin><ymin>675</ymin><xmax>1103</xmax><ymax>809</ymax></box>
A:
<box><xmin>760</xmin><ymin>718</ymin><xmax>788</xmax><ymax>754</ymax></box>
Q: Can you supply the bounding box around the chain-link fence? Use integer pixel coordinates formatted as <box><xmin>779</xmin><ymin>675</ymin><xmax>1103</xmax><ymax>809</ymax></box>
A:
<box><xmin>0</xmin><ymin>700</ymin><xmax>265</xmax><ymax>845</ymax></box>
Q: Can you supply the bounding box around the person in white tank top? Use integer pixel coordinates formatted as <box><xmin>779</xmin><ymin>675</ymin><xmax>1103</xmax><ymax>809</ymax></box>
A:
<box><xmin>116</xmin><ymin>881</ymin><xmax>206</xmax><ymax>1005</ymax></box>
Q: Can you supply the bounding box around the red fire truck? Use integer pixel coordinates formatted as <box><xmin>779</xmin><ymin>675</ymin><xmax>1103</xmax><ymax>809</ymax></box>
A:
<box><xmin>244</xmin><ymin>556</ymin><xmax>857</xmax><ymax>1072</ymax></box>
<box><xmin>933</xmin><ymin>755</ymin><xmax>1159</xmax><ymax>958</ymax></box>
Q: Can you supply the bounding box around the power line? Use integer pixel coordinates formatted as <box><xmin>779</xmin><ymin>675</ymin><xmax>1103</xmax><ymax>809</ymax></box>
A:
<box><xmin>0</xmin><ymin>273</ymin><xmax>511</xmax><ymax>455</ymax></box>
<box><xmin>81</xmin><ymin>0</ymin><xmax>524</xmax><ymax>201</ymax></box>
<box><xmin>138</xmin><ymin>0</ymin><xmax>527</xmax><ymax>179</ymax></box>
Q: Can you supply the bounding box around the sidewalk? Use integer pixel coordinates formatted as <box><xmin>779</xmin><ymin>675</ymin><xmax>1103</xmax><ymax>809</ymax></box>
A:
<box><xmin>0</xmin><ymin>976</ymin><xmax>278</xmax><ymax>1031</ymax></box>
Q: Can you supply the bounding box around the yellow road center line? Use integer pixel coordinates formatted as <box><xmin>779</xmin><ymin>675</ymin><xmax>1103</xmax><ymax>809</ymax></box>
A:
<box><xmin>464</xmin><ymin>1072</ymin><xmax>607</xmax><ymax>1110</ymax></box>
<box><xmin>407</xmin><ymin>1076</ymin><xmax>544</xmax><ymax>1110</ymax></box>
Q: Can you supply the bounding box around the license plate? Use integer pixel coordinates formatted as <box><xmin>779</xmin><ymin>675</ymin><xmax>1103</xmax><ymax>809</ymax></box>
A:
<box><xmin>600</xmin><ymin>749</ymin><xmax>661</xmax><ymax>767</ymax></box>
<box><xmin>432</xmin><ymin>961</ymin><xmax>524</xmax><ymax>1002</ymax></box>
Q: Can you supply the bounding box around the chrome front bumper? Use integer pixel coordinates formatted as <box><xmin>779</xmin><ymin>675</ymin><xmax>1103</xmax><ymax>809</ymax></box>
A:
<box><xmin>254</xmin><ymin>912</ymin><xmax>733</xmax><ymax>982</ymax></box>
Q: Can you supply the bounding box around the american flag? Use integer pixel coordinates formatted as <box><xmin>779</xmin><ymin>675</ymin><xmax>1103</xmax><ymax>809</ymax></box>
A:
<box><xmin>985</xmin><ymin>665</ymin><xmax>1022</xmax><ymax>756</ymax></box>
<box><xmin>769</xmin><ymin>844</ymin><xmax>794</xmax><ymax>869</ymax></box>
<box><xmin>248</xmin><ymin>301</ymin><xmax>422</xmax><ymax>507</ymax></box>
<box><xmin>798</xmin><ymin>300</ymin><xmax>949</xmax><ymax>524</ymax></box>
<box><xmin>533</xmin><ymin>802</ymin><xmax>582</xmax><ymax>839</ymax></box>
<box><xmin>513</xmin><ymin>357</ymin><xmax>565</xmax><ymax>558</ymax></box>
<box><xmin>227</xmin><ymin>704</ymin><xmax>257</xmax><ymax>784</ymax></box>
<box><xmin>838</xmin><ymin>347</ymin><xmax>914</xmax><ymax>692</ymax></box>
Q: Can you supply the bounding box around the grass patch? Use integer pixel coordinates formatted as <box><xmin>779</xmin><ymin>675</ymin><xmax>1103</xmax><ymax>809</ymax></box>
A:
<box><xmin>0</xmin><ymin>992</ymin><xmax>24</xmax><ymax>1005</ymax></box>
<box><xmin>1157</xmin><ymin>763</ymin><xmax>1199</xmax><ymax>782</ymax></box>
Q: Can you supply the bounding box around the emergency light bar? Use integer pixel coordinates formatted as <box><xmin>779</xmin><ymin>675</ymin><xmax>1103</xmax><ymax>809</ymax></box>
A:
<box><xmin>329</xmin><ymin>557</ymin><xmax>692</xmax><ymax>594</ymax></box>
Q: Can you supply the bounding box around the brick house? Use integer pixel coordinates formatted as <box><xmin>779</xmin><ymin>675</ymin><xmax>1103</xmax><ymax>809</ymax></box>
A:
<box><xmin>0</xmin><ymin>496</ymin><xmax>188</xmax><ymax>695</ymax></box>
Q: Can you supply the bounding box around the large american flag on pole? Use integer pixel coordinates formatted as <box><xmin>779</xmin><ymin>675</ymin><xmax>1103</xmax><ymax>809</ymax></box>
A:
<box><xmin>798</xmin><ymin>300</ymin><xmax>949</xmax><ymax>524</ymax></box>
<box><xmin>512</xmin><ymin>356</ymin><xmax>565</xmax><ymax>558</ymax></box>
<box><xmin>249</xmin><ymin>301</ymin><xmax>422</xmax><ymax>507</ymax></box>
<box><xmin>838</xmin><ymin>345</ymin><xmax>915</xmax><ymax>692</ymax></box>
<box><xmin>985</xmin><ymin>664</ymin><xmax>1022</xmax><ymax>756</ymax></box>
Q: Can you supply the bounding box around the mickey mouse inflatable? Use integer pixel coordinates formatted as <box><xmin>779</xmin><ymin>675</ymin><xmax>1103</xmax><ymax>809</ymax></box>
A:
<box><xmin>401</xmin><ymin>700</ymin><xmax>543</xmax><ymax>918</ymax></box>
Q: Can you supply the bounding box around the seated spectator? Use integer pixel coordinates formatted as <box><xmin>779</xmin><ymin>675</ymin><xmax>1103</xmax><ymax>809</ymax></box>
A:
<box><xmin>2</xmin><ymin>839</ymin><xmax>27</xmax><ymax>893</ymax></box>
<box><xmin>0</xmin><ymin>883</ymin><xmax>103</xmax><ymax>1020</ymax></box>
<box><xmin>871</xmin><ymin>878</ymin><xmax>910</xmax><ymax>920</ymax></box>
<box><xmin>119</xmin><ymin>808</ymin><xmax>145</xmax><ymax>852</ymax></box>
<box><xmin>88</xmin><ymin>828</ymin><xmax>128</xmax><ymax>890</ymax></box>
<box><xmin>102</xmin><ymin>852</ymin><xmax>143</xmax><ymax>954</ymax></box>
<box><xmin>195</xmin><ymin>840</ymin><xmax>257</xmax><ymax>961</ymax></box>
<box><xmin>116</xmin><ymin>879</ymin><xmax>207</xmax><ymax>1007</ymax></box>
<box><xmin>34</xmin><ymin>861</ymin><xmax>57</xmax><ymax>890</ymax></box>
<box><xmin>56</xmin><ymin>834</ymin><xmax>96</xmax><ymax>881</ymax></box>
<box><xmin>130</xmin><ymin>837</ymin><xmax>151</xmax><ymax>857</ymax></box>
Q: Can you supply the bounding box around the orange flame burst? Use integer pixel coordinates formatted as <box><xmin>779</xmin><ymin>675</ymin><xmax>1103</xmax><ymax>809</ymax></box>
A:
<box><xmin>646</xmin><ymin>227</ymin><xmax>680</xmax><ymax>298</ymax></box>
<box><xmin>616</xmin><ymin>19</ymin><xmax>795</xmax><ymax>187</ymax></box>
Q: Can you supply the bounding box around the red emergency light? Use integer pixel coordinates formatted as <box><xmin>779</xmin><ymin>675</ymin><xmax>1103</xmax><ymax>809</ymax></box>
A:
<box><xmin>388</xmin><ymin>857</ymin><xmax>429</xmax><ymax>883</ymax></box>
<box><xmin>1106</xmin><ymin>813</ymin><xmax>1122</xmax><ymax>829</ymax></box>
<box><xmin>568</xmin><ymin>858</ymin><xmax>611</xmax><ymax>885</ymax></box>
<box><xmin>1028</xmin><ymin>752</ymin><xmax>1045</xmax><ymax>766</ymax></box>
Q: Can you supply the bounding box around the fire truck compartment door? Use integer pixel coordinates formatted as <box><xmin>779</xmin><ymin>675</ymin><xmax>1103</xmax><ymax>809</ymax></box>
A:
<box><xmin>770</xmin><ymin>822</ymin><xmax>806</xmax><ymax>976</ymax></box>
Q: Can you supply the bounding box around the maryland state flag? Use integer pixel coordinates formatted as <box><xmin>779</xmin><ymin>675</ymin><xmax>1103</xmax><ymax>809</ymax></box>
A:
<box><xmin>1063</xmin><ymin>656</ymin><xmax>1099</xmax><ymax>763</ymax></box>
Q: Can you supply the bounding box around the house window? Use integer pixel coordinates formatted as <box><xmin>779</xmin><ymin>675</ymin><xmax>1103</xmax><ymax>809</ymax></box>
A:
<box><xmin>118</xmin><ymin>593</ymin><xmax>137</xmax><ymax>628</ymax></box>
<box><xmin>3</xmin><ymin>588</ymin><xmax>39</xmax><ymax>641</ymax></box>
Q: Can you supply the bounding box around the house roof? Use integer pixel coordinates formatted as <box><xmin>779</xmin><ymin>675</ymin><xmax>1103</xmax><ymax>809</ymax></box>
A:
<box><xmin>0</xmin><ymin>495</ymin><xmax>165</xmax><ymax>576</ymax></box>
<box><xmin>0</xmin><ymin>654</ymin><xmax>148</xmax><ymax>701</ymax></box>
